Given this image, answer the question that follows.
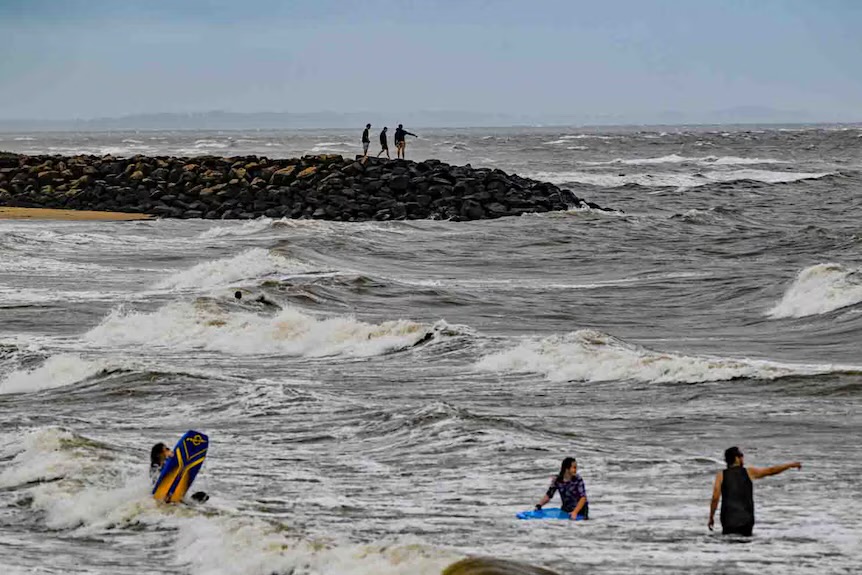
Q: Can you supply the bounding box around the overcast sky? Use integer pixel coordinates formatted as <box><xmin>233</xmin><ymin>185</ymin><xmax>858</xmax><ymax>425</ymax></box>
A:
<box><xmin>1</xmin><ymin>0</ymin><xmax>860</xmax><ymax>122</ymax></box>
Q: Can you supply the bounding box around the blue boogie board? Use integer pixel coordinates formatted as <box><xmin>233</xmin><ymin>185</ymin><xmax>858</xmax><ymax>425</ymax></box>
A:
<box><xmin>152</xmin><ymin>430</ymin><xmax>208</xmax><ymax>503</ymax></box>
<box><xmin>516</xmin><ymin>507</ymin><xmax>584</xmax><ymax>521</ymax></box>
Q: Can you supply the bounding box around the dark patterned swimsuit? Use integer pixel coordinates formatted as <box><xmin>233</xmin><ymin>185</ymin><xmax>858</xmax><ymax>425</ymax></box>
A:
<box><xmin>546</xmin><ymin>475</ymin><xmax>589</xmax><ymax>518</ymax></box>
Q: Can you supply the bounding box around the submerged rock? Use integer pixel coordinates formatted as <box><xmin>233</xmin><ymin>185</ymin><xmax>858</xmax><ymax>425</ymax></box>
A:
<box><xmin>0</xmin><ymin>153</ymin><xmax>608</xmax><ymax>221</ymax></box>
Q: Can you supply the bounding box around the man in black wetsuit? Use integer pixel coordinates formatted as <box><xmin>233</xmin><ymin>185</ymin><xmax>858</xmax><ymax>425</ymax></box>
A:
<box><xmin>377</xmin><ymin>127</ymin><xmax>390</xmax><ymax>159</ymax></box>
<box><xmin>393</xmin><ymin>124</ymin><xmax>417</xmax><ymax>159</ymax></box>
<box><xmin>708</xmin><ymin>446</ymin><xmax>801</xmax><ymax>535</ymax></box>
<box><xmin>361</xmin><ymin>123</ymin><xmax>371</xmax><ymax>159</ymax></box>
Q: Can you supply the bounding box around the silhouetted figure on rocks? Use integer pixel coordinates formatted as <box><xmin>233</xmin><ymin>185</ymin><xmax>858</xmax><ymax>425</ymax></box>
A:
<box><xmin>394</xmin><ymin>124</ymin><xmax>417</xmax><ymax>159</ymax></box>
<box><xmin>377</xmin><ymin>127</ymin><xmax>390</xmax><ymax>159</ymax></box>
<box><xmin>361</xmin><ymin>123</ymin><xmax>371</xmax><ymax>158</ymax></box>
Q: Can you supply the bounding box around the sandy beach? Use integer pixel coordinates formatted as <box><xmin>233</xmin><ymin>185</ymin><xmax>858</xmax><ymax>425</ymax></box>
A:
<box><xmin>0</xmin><ymin>207</ymin><xmax>153</xmax><ymax>221</ymax></box>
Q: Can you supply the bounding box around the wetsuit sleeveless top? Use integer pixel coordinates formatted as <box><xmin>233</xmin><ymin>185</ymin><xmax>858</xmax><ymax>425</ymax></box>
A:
<box><xmin>362</xmin><ymin>128</ymin><xmax>370</xmax><ymax>144</ymax></box>
<box><xmin>720</xmin><ymin>466</ymin><xmax>754</xmax><ymax>535</ymax></box>
<box><xmin>546</xmin><ymin>475</ymin><xmax>589</xmax><ymax>519</ymax></box>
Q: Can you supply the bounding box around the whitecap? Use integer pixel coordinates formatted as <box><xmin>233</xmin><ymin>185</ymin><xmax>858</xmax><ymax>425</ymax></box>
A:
<box><xmin>476</xmin><ymin>329</ymin><xmax>860</xmax><ymax>384</ymax></box>
<box><xmin>196</xmin><ymin>218</ymin><xmax>275</xmax><ymax>240</ymax></box>
<box><xmin>767</xmin><ymin>263</ymin><xmax>862</xmax><ymax>318</ymax></box>
<box><xmin>0</xmin><ymin>354</ymin><xmax>105</xmax><ymax>395</ymax></box>
<box><xmin>584</xmin><ymin>154</ymin><xmax>790</xmax><ymax>166</ymax></box>
<box><xmin>84</xmin><ymin>301</ymin><xmax>439</xmax><ymax>358</ymax></box>
<box><xmin>528</xmin><ymin>169</ymin><xmax>831</xmax><ymax>189</ymax></box>
<box><xmin>155</xmin><ymin>248</ymin><xmax>310</xmax><ymax>291</ymax></box>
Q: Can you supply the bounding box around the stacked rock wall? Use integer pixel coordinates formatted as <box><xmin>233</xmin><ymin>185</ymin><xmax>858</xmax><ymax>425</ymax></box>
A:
<box><xmin>0</xmin><ymin>152</ymin><xmax>603</xmax><ymax>220</ymax></box>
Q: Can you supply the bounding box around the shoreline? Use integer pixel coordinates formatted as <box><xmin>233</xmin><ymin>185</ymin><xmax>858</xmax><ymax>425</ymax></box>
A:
<box><xmin>0</xmin><ymin>206</ymin><xmax>153</xmax><ymax>221</ymax></box>
<box><xmin>0</xmin><ymin>152</ymin><xmax>605</xmax><ymax>221</ymax></box>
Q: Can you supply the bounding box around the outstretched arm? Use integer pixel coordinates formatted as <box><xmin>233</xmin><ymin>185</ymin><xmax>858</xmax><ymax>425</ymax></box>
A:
<box><xmin>407</xmin><ymin>131</ymin><xmax>417</xmax><ymax>137</ymax></box>
<box><xmin>708</xmin><ymin>471</ymin><xmax>722</xmax><ymax>531</ymax></box>
<box><xmin>748</xmin><ymin>461</ymin><xmax>801</xmax><ymax>480</ymax></box>
<box><xmin>536</xmin><ymin>494</ymin><xmax>551</xmax><ymax>509</ymax></box>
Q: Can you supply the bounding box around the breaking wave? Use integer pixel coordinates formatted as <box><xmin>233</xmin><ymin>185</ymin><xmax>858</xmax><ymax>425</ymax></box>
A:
<box><xmin>196</xmin><ymin>218</ymin><xmax>276</xmax><ymax>239</ymax></box>
<box><xmin>84</xmin><ymin>301</ymin><xmax>446</xmax><ymax>357</ymax></box>
<box><xmin>155</xmin><ymin>248</ymin><xmax>311</xmax><ymax>290</ymax></box>
<box><xmin>476</xmin><ymin>329</ymin><xmax>860</xmax><ymax>384</ymax></box>
<box><xmin>584</xmin><ymin>154</ymin><xmax>790</xmax><ymax>166</ymax></box>
<box><xmin>0</xmin><ymin>354</ymin><xmax>105</xmax><ymax>395</ymax></box>
<box><xmin>0</xmin><ymin>427</ymin><xmax>460</xmax><ymax>575</ymax></box>
<box><xmin>768</xmin><ymin>263</ymin><xmax>862</xmax><ymax>318</ymax></box>
<box><xmin>529</xmin><ymin>169</ymin><xmax>832</xmax><ymax>189</ymax></box>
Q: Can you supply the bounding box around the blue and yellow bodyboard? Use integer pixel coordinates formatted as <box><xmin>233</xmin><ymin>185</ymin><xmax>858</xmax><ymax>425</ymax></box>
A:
<box><xmin>152</xmin><ymin>430</ymin><xmax>208</xmax><ymax>503</ymax></box>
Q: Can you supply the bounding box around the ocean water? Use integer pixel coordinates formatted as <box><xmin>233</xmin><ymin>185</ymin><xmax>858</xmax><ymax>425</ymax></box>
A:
<box><xmin>1</xmin><ymin>126</ymin><xmax>861</xmax><ymax>574</ymax></box>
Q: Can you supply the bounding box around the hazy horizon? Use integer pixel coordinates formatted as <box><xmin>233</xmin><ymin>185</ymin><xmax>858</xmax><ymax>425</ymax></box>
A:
<box><xmin>2</xmin><ymin>109</ymin><xmax>862</xmax><ymax>133</ymax></box>
<box><xmin>2</xmin><ymin>1</ymin><xmax>861</xmax><ymax>126</ymax></box>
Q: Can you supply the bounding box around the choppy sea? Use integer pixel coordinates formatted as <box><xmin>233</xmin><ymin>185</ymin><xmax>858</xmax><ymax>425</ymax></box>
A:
<box><xmin>1</xmin><ymin>126</ymin><xmax>861</xmax><ymax>574</ymax></box>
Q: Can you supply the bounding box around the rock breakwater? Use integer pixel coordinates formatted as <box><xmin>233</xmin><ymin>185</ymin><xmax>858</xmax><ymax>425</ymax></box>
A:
<box><xmin>0</xmin><ymin>151</ymin><xmax>603</xmax><ymax>221</ymax></box>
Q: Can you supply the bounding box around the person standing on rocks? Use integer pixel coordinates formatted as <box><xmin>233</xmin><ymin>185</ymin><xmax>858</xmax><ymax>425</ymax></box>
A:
<box><xmin>377</xmin><ymin>127</ymin><xmax>390</xmax><ymax>159</ymax></box>
<box><xmin>394</xmin><ymin>124</ymin><xmax>418</xmax><ymax>159</ymax></box>
<box><xmin>708</xmin><ymin>446</ymin><xmax>801</xmax><ymax>536</ymax></box>
<box><xmin>361</xmin><ymin>123</ymin><xmax>371</xmax><ymax>159</ymax></box>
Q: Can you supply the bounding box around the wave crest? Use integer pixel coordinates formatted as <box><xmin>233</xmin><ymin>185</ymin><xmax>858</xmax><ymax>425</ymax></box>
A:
<box><xmin>768</xmin><ymin>263</ymin><xmax>862</xmax><ymax>318</ymax></box>
<box><xmin>0</xmin><ymin>354</ymin><xmax>105</xmax><ymax>395</ymax></box>
<box><xmin>476</xmin><ymin>329</ymin><xmax>859</xmax><ymax>384</ymax></box>
<box><xmin>85</xmin><ymin>301</ymin><xmax>442</xmax><ymax>357</ymax></box>
<box><xmin>156</xmin><ymin>248</ymin><xmax>311</xmax><ymax>290</ymax></box>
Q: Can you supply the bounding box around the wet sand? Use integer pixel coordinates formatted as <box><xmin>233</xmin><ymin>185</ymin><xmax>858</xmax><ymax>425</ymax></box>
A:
<box><xmin>0</xmin><ymin>207</ymin><xmax>153</xmax><ymax>221</ymax></box>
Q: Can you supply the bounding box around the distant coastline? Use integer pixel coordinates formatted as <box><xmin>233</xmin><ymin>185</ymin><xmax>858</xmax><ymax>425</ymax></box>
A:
<box><xmin>1</xmin><ymin>109</ymin><xmax>859</xmax><ymax>132</ymax></box>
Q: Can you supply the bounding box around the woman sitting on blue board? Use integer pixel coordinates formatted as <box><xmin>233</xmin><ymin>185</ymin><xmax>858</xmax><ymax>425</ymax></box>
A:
<box><xmin>535</xmin><ymin>456</ymin><xmax>589</xmax><ymax>520</ymax></box>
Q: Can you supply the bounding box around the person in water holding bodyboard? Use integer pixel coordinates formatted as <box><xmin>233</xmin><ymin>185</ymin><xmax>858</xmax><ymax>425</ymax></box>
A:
<box><xmin>708</xmin><ymin>446</ymin><xmax>801</xmax><ymax>536</ymax></box>
<box><xmin>150</xmin><ymin>433</ymin><xmax>210</xmax><ymax>503</ymax></box>
<box><xmin>150</xmin><ymin>442</ymin><xmax>173</xmax><ymax>483</ymax></box>
<box><xmin>533</xmin><ymin>456</ymin><xmax>589</xmax><ymax>520</ymax></box>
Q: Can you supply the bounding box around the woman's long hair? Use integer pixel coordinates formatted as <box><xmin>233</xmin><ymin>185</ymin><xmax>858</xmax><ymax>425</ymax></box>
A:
<box><xmin>556</xmin><ymin>457</ymin><xmax>576</xmax><ymax>483</ymax></box>
<box><xmin>150</xmin><ymin>442</ymin><xmax>167</xmax><ymax>467</ymax></box>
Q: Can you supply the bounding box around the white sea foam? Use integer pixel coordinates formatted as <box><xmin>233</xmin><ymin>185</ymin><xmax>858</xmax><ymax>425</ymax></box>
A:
<box><xmin>0</xmin><ymin>255</ymin><xmax>114</xmax><ymax>274</ymax></box>
<box><xmin>193</xmin><ymin>139</ymin><xmax>230</xmax><ymax>149</ymax></box>
<box><xmin>558</xmin><ymin>134</ymin><xmax>616</xmax><ymax>140</ymax></box>
<box><xmin>85</xmin><ymin>302</ymin><xmax>436</xmax><ymax>357</ymax></box>
<box><xmin>155</xmin><ymin>248</ymin><xmax>310</xmax><ymax>290</ymax></box>
<box><xmin>584</xmin><ymin>154</ymin><xmax>789</xmax><ymax>166</ymax></box>
<box><xmin>767</xmin><ymin>263</ymin><xmax>862</xmax><ymax>318</ymax></box>
<box><xmin>310</xmin><ymin>141</ymin><xmax>355</xmax><ymax>153</ymax></box>
<box><xmin>529</xmin><ymin>169</ymin><xmax>831</xmax><ymax>189</ymax></box>
<box><xmin>476</xmin><ymin>329</ymin><xmax>858</xmax><ymax>384</ymax></box>
<box><xmin>1</xmin><ymin>428</ymin><xmax>458</xmax><ymax>574</ymax></box>
<box><xmin>0</xmin><ymin>428</ymin><xmax>82</xmax><ymax>487</ymax></box>
<box><xmin>0</xmin><ymin>427</ymin><xmax>157</xmax><ymax>531</ymax></box>
<box><xmin>0</xmin><ymin>354</ymin><xmax>104</xmax><ymax>395</ymax></box>
<box><xmin>196</xmin><ymin>218</ymin><xmax>275</xmax><ymax>239</ymax></box>
<box><xmin>176</xmin><ymin>517</ymin><xmax>456</xmax><ymax>575</ymax></box>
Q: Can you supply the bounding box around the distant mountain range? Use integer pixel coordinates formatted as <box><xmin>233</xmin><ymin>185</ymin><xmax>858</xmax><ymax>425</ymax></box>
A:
<box><xmin>0</xmin><ymin>107</ymin><xmax>857</xmax><ymax>131</ymax></box>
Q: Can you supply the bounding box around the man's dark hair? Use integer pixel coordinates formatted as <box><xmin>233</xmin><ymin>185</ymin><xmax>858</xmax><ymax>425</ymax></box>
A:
<box><xmin>724</xmin><ymin>446</ymin><xmax>742</xmax><ymax>467</ymax></box>
<box><xmin>366</xmin><ymin>123</ymin><xmax>371</xmax><ymax>128</ymax></box>
<box><xmin>150</xmin><ymin>442</ymin><xmax>168</xmax><ymax>467</ymax></box>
